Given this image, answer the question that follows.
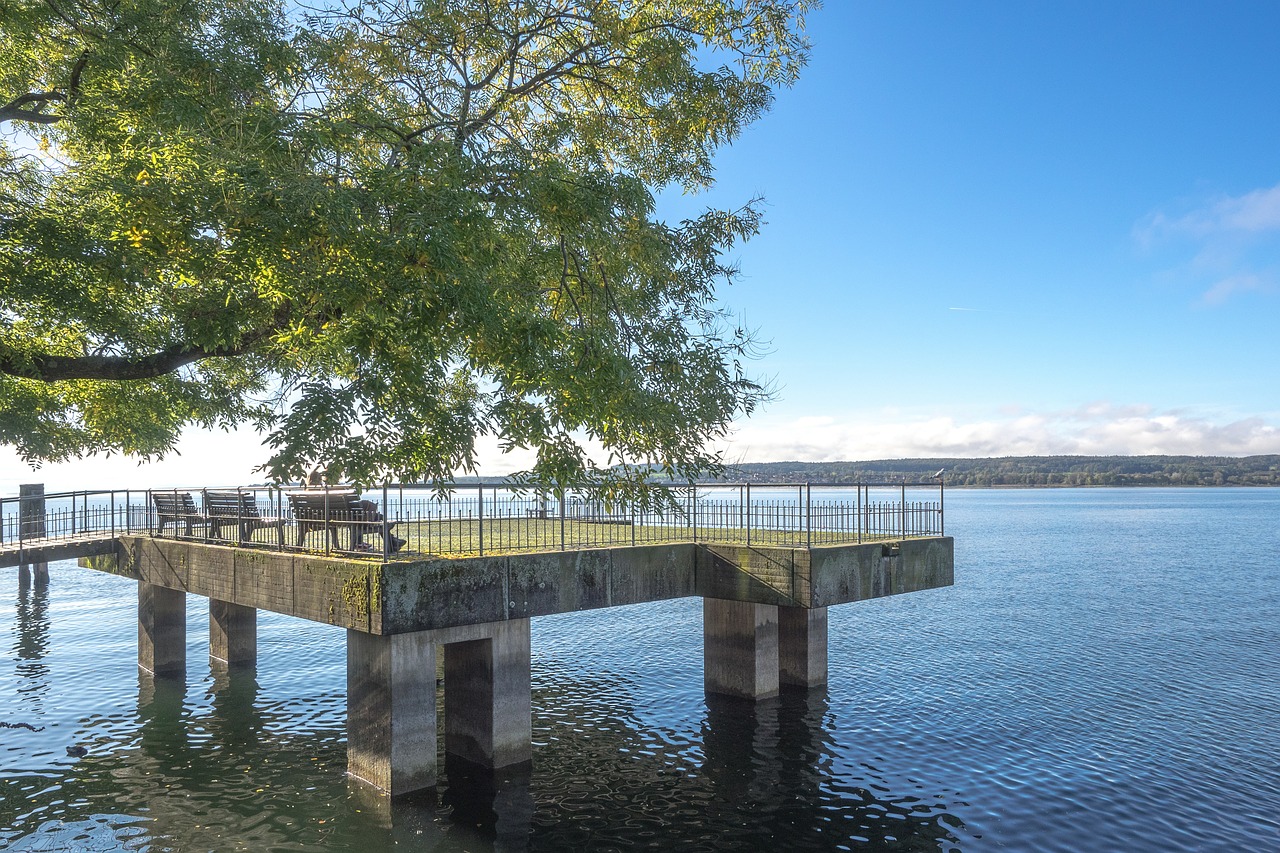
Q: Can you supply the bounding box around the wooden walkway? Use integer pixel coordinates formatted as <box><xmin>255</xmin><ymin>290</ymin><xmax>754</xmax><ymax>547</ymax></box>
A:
<box><xmin>0</xmin><ymin>532</ymin><xmax>118</xmax><ymax>569</ymax></box>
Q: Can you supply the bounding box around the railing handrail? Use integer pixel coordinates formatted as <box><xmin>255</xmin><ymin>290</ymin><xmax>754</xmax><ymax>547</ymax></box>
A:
<box><xmin>1</xmin><ymin>480</ymin><xmax>946</xmax><ymax>558</ymax></box>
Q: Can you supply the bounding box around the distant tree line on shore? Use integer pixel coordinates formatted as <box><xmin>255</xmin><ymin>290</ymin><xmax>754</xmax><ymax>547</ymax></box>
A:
<box><xmin>706</xmin><ymin>456</ymin><xmax>1280</xmax><ymax>487</ymax></box>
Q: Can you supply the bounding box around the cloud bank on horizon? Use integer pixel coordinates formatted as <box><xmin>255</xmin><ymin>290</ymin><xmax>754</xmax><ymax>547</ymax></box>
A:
<box><xmin>5</xmin><ymin>404</ymin><xmax>1280</xmax><ymax>493</ymax></box>
<box><xmin>719</xmin><ymin>405</ymin><xmax>1280</xmax><ymax>465</ymax></box>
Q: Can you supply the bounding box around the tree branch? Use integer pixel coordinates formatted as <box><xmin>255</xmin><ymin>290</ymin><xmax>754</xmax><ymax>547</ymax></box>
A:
<box><xmin>0</xmin><ymin>304</ymin><xmax>293</xmax><ymax>382</ymax></box>
<box><xmin>0</xmin><ymin>92</ymin><xmax>67</xmax><ymax>126</ymax></box>
<box><xmin>0</xmin><ymin>340</ymin><xmax>250</xmax><ymax>381</ymax></box>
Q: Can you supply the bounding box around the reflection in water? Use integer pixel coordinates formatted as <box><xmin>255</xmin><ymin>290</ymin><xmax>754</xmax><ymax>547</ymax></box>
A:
<box><xmin>1</xmin><ymin>573</ymin><xmax>966</xmax><ymax>852</ymax></box>
<box><xmin>699</xmin><ymin>689</ymin><xmax>963</xmax><ymax>851</ymax></box>
<box><xmin>358</xmin><ymin>672</ymin><xmax>966</xmax><ymax>852</ymax></box>
<box><xmin>12</xmin><ymin>579</ymin><xmax>50</xmax><ymax>706</ymax></box>
<box><xmin>205</xmin><ymin>667</ymin><xmax>265</xmax><ymax>750</ymax></box>
<box><xmin>442</xmin><ymin>758</ymin><xmax>535</xmax><ymax>852</ymax></box>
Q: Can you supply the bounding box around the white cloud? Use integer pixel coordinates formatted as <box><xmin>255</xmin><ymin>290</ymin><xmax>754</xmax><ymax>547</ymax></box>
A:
<box><xmin>1201</xmin><ymin>272</ymin><xmax>1273</xmax><ymax>305</ymax></box>
<box><xmin>1146</xmin><ymin>183</ymin><xmax>1280</xmax><ymax>238</ymax></box>
<box><xmin>717</xmin><ymin>403</ymin><xmax>1280</xmax><ymax>462</ymax></box>
<box><xmin>0</xmin><ymin>427</ymin><xmax>578</xmax><ymax>494</ymax></box>
<box><xmin>7</xmin><ymin>404</ymin><xmax>1278</xmax><ymax>495</ymax></box>
<box><xmin>1138</xmin><ymin>182</ymin><xmax>1280</xmax><ymax>305</ymax></box>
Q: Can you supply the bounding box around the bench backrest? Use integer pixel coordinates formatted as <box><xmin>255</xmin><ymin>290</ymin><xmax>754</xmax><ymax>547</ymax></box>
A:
<box><xmin>152</xmin><ymin>491</ymin><xmax>198</xmax><ymax>515</ymax></box>
<box><xmin>203</xmin><ymin>490</ymin><xmax>266</xmax><ymax>519</ymax></box>
<box><xmin>287</xmin><ymin>490</ymin><xmax>361</xmax><ymax>520</ymax></box>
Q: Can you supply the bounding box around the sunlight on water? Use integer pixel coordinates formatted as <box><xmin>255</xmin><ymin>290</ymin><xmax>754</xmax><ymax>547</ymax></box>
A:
<box><xmin>2</xmin><ymin>488</ymin><xmax>1279</xmax><ymax>851</ymax></box>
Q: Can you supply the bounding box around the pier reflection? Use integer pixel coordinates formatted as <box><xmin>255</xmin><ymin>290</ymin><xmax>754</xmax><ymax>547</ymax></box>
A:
<box><xmin>204</xmin><ymin>666</ymin><xmax>266</xmax><ymax>750</ymax></box>
<box><xmin>442</xmin><ymin>758</ymin><xmax>535</xmax><ymax>851</ymax></box>
<box><xmin>12</xmin><ymin>577</ymin><xmax>50</xmax><ymax>705</ymax></box>
<box><xmin>703</xmin><ymin>687</ymin><xmax>963</xmax><ymax>851</ymax></box>
<box><xmin>361</xmin><ymin>675</ymin><xmax>967</xmax><ymax>851</ymax></box>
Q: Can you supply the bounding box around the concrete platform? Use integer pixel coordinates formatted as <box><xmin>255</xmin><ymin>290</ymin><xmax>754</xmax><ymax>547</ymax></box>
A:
<box><xmin>85</xmin><ymin>535</ymin><xmax>953</xmax><ymax>633</ymax></box>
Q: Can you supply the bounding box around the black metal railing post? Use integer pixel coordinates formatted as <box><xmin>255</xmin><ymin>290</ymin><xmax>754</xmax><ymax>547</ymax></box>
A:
<box><xmin>856</xmin><ymin>485</ymin><xmax>862</xmax><ymax>544</ymax></box>
<box><xmin>691</xmin><ymin>482</ymin><xmax>697</xmax><ymax>543</ymax></box>
<box><xmin>806</xmin><ymin>483</ymin><xmax>812</xmax><ymax>548</ymax></box>
<box><xmin>324</xmin><ymin>488</ymin><xmax>331</xmax><ymax>556</ymax></box>
<box><xmin>900</xmin><ymin>481</ymin><xmax>906</xmax><ymax>538</ymax></box>
<box><xmin>382</xmin><ymin>482</ymin><xmax>390</xmax><ymax>561</ymax></box>
<box><xmin>477</xmin><ymin>482</ymin><xmax>484</xmax><ymax>557</ymax></box>
<box><xmin>745</xmin><ymin>482</ymin><xmax>751</xmax><ymax>548</ymax></box>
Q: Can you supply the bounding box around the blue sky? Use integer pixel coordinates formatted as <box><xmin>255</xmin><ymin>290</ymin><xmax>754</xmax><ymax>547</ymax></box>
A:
<box><xmin>6</xmin><ymin>0</ymin><xmax>1280</xmax><ymax>489</ymax></box>
<box><xmin>692</xmin><ymin>0</ymin><xmax>1280</xmax><ymax>464</ymax></box>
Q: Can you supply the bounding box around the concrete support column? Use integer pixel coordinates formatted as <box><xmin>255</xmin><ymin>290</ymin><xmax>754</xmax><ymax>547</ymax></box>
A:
<box><xmin>704</xmin><ymin>598</ymin><xmax>779</xmax><ymax>700</ymax></box>
<box><xmin>210</xmin><ymin>599</ymin><xmax>256</xmax><ymax>667</ymax></box>
<box><xmin>19</xmin><ymin>484</ymin><xmax>48</xmax><ymax>586</ymax></box>
<box><xmin>443</xmin><ymin>618</ymin><xmax>532</xmax><ymax>770</ymax></box>
<box><xmin>778</xmin><ymin>605</ymin><xmax>828</xmax><ymax>688</ymax></box>
<box><xmin>347</xmin><ymin>630</ymin><xmax>438</xmax><ymax>796</ymax></box>
<box><xmin>138</xmin><ymin>582</ymin><xmax>186</xmax><ymax>676</ymax></box>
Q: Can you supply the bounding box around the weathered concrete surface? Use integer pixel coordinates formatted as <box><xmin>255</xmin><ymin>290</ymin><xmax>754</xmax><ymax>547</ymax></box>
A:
<box><xmin>347</xmin><ymin>618</ymin><xmax>533</xmax><ymax>796</ymax></box>
<box><xmin>210</xmin><ymin>599</ymin><xmax>256</xmax><ymax>667</ymax></box>
<box><xmin>139</xmin><ymin>581</ymin><xmax>185</xmax><ymax>675</ymax></box>
<box><xmin>695</xmin><ymin>545</ymin><xmax>809</xmax><ymax>606</ymax></box>
<box><xmin>378</xmin><ymin>544</ymin><xmax>696</xmax><ymax>634</ymax></box>
<box><xmin>442</xmin><ymin>619</ymin><xmax>532</xmax><ymax>771</ymax></box>
<box><xmin>704</xmin><ymin>598</ymin><xmax>779</xmax><ymax>700</ymax></box>
<box><xmin>808</xmin><ymin>537</ymin><xmax>953</xmax><ymax>607</ymax></box>
<box><xmin>348</xmin><ymin>629</ymin><xmax>438</xmax><ymax>795</ymax></box>
<box><xmin>779</xmin><ymin>605</ymin><xmax>828</xmax><ymax>688</ymax></box>
<box><xmin>91</xmin><ymin>537</ymin><xmax>380</xmax><ymax>632</ymax></box>
<box><xmin>82</xmin><ymin>535</ymin><xmax>953</xmax><ymax>635</ymax></box>
<box><xmin>2</xmin><ymin>536</ymin><xmax>116</xmax><ymax>569</ymax></box>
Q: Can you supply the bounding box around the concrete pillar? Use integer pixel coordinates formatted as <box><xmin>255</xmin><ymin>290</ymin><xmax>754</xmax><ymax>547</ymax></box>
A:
<box><xmin>18</xmin><ymin>484</ymin><xmax>48</xmax><ymax>586</ymax></box>
<box><xmin>347</xmin><ymin>629</ymin><xmax>438</xmax><ymax>796</ymax></box>
<box><xmin>704</xmin><ymin>598</ymin><xmax>779</xmax><ymax>700</ymax></box>
<box><xmin>443</xmin><ymin>618</ymin><xmax>532</xmax><ymax>771</ymax></box>
<box><xmin>346</xmin><ymin>618</ymin><xmax>533</xmax><ymax>797</ymax></box>
<box><xmin>210</xmin><ymin>599</ymin><xmax>256</xmax><ymax>667</ymax></box>
<box><xmin>778</xmin><ymin>605</ymin><xmax>828</xmax><ymax>688</ymax></box>
<box><xmin>138</xmin><ymin>582</ymin><xmax>186</xmax><ymax>676</ymax></box>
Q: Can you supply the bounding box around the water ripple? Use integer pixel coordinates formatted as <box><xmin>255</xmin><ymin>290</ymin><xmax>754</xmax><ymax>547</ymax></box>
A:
<box><xmin>3</xmin><ymin>489</ymin><xmax>1280</xmax><ymax>850</ymax></box>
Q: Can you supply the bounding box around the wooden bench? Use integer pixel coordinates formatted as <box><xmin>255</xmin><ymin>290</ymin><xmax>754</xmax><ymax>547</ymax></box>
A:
<box><xmin>203</xmin><ymin>490</ymin><xmax>287</xmax><ymax>546</ymax></box>
<box><xmin>287</xmin><ymin>490</ymin><xmax>403</xmax><ymax>553</ymax></box>
<box><xmin>151</xmin><ymin>491</ymin><xmax>205</xmax><ymax>536</ymax></box>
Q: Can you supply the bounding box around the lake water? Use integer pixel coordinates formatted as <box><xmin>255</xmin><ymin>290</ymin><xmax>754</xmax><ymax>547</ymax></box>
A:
<box><xmin>2</xmin><ymin>487</ymin><xmax>1278</xmax><ymax>851</ymax></box>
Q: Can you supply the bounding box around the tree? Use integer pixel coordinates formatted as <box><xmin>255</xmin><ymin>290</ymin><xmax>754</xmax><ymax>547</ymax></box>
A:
<box><xmin>0</xmin><ymin>0</ymin><xmax>814</xmax><ymax>491</ymax></box>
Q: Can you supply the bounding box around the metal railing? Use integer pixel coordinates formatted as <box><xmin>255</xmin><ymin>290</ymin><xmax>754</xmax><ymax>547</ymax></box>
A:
<box><xmin>0</xmin><ymin>481</ymin><xmax>945</xmax><ymax>561</ymax></box>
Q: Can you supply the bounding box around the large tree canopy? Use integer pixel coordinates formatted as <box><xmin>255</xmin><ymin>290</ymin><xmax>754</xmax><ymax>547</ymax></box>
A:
<box><xmin>0</xmin><ymin>0</ymin><xmax>813</xmax><ymax>490</ymax></box>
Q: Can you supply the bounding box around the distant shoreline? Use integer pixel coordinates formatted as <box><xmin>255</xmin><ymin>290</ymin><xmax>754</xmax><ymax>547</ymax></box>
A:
<box><xmin>705</xmin><ymin>455</ymin><xmax>1280</xmax><ymax>488</ymax></box>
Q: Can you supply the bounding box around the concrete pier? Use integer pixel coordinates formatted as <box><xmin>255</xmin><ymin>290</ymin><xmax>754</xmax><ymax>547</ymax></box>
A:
<box><xmin>348</xmin><ymin>629</ymin><xmax>439</xmax><ymax>795</ymax></box>
<box><xmin>18</xmin><ymin>484</ymin><xmax>49</xmax><ymax>586</ymax></box>
<box><xmin>138</xmin><ymin>582</ymin><xmax>185</xmax><ymax>676</ymax></box>
<box><xmin>704</xmin><ymin>598</ymin><xmax>780</xmax><ymax>700</ymax></box>
<box><xmin>79</xmin><ymin>530</ymin><xmax>952</xmax><ymax>796</ymax></box>
<box><xmin>703</xmin><ymin>601</ymin><xmax>829</xmax><ymax>699</ymax></box>
<box><xmin>347</xmin><ymin>619</ymin><xmax>532</xmax><ymax>795</ymax></box>
<box><xmin>210</xmin><ymin>600</ymin><xmax>256</xmax><ymax>667</ymax></box>
<box><xmin>779</xmin><ymin>605</ymin><xmax>828</xmax><ymax>688</ymax></box>
<box><xmin>442</xmin><ymin>619</ymin><xmax>532</xmax><ymax>771</ymax></box>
